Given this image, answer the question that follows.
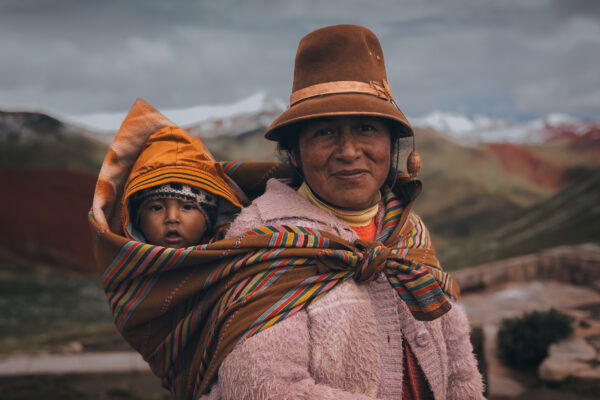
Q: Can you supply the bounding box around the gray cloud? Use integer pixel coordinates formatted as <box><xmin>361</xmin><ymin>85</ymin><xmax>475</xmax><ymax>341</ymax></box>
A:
<box><xmin>0</xmin><ymin>0</ymin><xmax>598</xmax><ymax>119</ymax></box>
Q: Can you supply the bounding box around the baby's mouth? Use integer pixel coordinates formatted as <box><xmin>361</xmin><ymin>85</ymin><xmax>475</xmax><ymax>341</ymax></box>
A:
<box><xmin>164</xmin><ymin>230</ymin><xmax>183</xmax><ymax>244</ymax></box>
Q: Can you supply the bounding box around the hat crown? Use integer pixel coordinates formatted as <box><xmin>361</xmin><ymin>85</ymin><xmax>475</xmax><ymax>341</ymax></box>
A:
<box><xmin>292</xmin><ymin>25</ymin><xmax>388</xmax><ymax>92</ymax></box>
<box><xmin>264</xmin><ymin>24</ymin><xmax>413</xmax><ymax>141</ymax></box>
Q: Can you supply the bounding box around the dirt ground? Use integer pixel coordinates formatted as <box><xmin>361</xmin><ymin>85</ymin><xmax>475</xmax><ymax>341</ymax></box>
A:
<box><xmin>0</xmin><ymin>373</ymin><xmax>169</xmax><ymax>400</ymax></box>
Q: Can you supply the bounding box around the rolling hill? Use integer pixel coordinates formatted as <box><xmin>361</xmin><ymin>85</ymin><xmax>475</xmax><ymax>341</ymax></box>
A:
<box><xmin>438</xmin><ymin>169</ymin><xmax>600</xmax><ymax>269</ymax></box>
<box><xmin>411</xmin><ymin>126</ymin><xmax>599</xmax><ymax>247</ymax></box>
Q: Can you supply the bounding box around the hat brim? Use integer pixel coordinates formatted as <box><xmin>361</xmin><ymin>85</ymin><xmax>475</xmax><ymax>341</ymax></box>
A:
<box><xmin>124</xmin><ymin>166</ymin><xmax>241</xmax><ymax>209</ymax></box>
<box><xmin>265</xmin><ymin>93</ymin><xmax>413</xmax><ymax>141</ymax></box>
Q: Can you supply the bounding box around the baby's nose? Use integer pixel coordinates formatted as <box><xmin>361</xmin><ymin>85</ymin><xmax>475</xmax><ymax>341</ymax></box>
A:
<box><xmin>165</xmin><ymin>207</ymin><xmax>180</xmax><ymax>222</ymax></box>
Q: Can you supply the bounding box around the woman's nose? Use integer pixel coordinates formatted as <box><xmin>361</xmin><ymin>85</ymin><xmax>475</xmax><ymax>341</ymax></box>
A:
<box><xmin>336</xmin><ymin>130</ymin><xmax>361</xmax><ymax>161</ymax></box>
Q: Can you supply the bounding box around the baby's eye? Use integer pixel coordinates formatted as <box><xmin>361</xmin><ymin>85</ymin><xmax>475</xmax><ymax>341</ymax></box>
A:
<box><xmin>182</xmin><ymin>203</ymin><xmax>198</xmax><ymax>211</ymax></box>
<box><xmin>148</xmin><ymin>204</ymin><xmax>163</xmax><ymax>212</ymax></box>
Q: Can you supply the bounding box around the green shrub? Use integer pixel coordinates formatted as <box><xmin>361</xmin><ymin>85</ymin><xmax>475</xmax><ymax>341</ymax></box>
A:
<box><xmin>497</xmin><ymin>308</ymin><xmax>573</xmax><ymax>369</ymax></box>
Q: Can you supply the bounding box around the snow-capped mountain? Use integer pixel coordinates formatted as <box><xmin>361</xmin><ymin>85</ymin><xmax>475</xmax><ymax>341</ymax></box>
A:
<box><xmin>185</xmin><ymin>92</ymin><xmax>284</xmax><ymax>139</ymax></box>
<box><xmin>57</xmin><ymin>91</ymin><xmax>286</xmax><ymax>141</ymax></box>
<box><xmin>12</xmin><ymin>91</ymin><xmax>597</xmax><ymax>146</ymax></box>
<box><xmin>411</xmin><ymin>111</ymin><xmax>585</xmax><ymax>144</ymax></box>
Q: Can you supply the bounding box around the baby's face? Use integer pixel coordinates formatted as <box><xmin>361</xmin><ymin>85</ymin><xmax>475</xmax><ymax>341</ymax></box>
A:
<box><xmin>139</xmin><ymin>198</ymin><xmax>207</xmax><ymax>248</ymax></box>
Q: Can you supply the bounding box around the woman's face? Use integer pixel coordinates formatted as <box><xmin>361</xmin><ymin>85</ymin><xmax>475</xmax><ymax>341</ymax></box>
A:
<box><xmin>294</xmin><ymin>117</ymin><xmax>391</xmax><ymax>210</ymax></box>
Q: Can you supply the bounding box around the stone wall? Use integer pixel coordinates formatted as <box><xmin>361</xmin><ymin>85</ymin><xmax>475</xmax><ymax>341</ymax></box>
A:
<box><xmin>452</xmin><ymin>244</ymin><xmax>600</xmax><ymax>293</ymax></box>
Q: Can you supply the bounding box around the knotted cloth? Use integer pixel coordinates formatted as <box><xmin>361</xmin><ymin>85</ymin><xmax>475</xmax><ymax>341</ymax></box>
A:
<box><xmin>90</xmin><ymin>164</ymin><xmax>459</xmax><ymax>399</ymax></box>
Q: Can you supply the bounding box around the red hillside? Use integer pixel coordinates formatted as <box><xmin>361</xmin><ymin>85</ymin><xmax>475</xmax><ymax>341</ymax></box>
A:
<box><xmin>0</xmin><ymin>169</ymin><xmax>97</xmax><ymax>274</ymax></box>
<box><xmin>487</xmin><ymin>143</ymin><xmax>568</xmax><ymax>191</ymax></box>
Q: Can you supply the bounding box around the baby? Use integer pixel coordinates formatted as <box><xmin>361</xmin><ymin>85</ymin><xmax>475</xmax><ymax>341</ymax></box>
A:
<box><xmin>120</xmin><ymin>124</ymin><xmax>243</xmax><ymax>248</ymax></box>
<box><xmin>130</xmin><ymin>182</ymin><xmax>218</xmax><ymax>248</ymax></box>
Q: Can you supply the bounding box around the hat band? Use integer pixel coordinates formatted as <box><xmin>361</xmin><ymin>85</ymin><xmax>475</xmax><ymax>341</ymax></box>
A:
<box><xmin>289</xmin><ymin>80</ymin><xmax>394</xmax><ymax>107</ymax></box>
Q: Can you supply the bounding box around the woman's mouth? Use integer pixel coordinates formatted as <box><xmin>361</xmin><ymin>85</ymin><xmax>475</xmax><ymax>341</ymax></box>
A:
<box><xmin>332</xmin><ymin>169</ymin><xmax>368</xmax><ymax>180</ymax></box>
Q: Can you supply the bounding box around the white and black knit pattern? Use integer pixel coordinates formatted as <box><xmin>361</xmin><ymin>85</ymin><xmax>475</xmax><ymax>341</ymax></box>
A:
<box><xmin>130</xmin><ymin>182</ymin><xmax>219</xmax><ymax>227</ymax></box>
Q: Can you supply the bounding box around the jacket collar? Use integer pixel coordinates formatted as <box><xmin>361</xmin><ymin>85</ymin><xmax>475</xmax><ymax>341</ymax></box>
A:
<box><xmin>254</xmin><ymin>179</ymin><xmax>357</xmax><ymax>240</ymax></box>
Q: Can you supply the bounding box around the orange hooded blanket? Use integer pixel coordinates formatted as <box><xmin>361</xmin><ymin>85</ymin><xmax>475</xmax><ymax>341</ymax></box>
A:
<box><xmin>120</xmin><ymin>121</ymin><xmax>244</xmax><ymax>241</ymax></box>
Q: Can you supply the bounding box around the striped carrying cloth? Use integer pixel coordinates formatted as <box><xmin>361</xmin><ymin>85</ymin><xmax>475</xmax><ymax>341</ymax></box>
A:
<box><xmin>90</xmin><ymin>166</ymin><xmax>459</xmax><ymax>399</ymax></box>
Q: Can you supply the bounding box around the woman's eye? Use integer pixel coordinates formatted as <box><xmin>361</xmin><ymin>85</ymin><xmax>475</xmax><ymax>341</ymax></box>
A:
<box><xmin>149</xmin><ymin>204</ymin><xmax>163</xmax><ymax>211</ymax></box>
<box><xmin>313</xmin><ymin>128</ymin><xmax>334</xmax><ymax>137</ymax></box>
<box><xmin>182</xmin><ymin>203</ymin><xmax>197</xmax><ymax>211</ymax></box>
<box><xmin>359</xmin><ymin>124</ymin><xmax>377</xmax><ymax>133</ymax></box>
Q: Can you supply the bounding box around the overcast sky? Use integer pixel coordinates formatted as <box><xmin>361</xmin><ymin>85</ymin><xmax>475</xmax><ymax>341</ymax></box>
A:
<box><xmin>1</xmin><ymin>0</ymin><xmax>599</xmax><ymax>120</ymax></box>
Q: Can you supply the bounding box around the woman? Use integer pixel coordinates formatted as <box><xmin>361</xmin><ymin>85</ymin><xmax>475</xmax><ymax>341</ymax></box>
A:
<box><xmin>90</xmin><ymin>24</ymin><xmax>484</xmax><ymax>400</ymax></box>
<box><xmin>211</xmin><ymin>25</ymin><xmax>485</xmax><ymax>399</ymax></box>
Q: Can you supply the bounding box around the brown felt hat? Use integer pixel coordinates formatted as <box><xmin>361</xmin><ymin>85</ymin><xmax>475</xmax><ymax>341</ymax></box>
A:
<box><xmin>265</xmin><ymin>24</ymin><xmax>413</xmax><ymax>141</ymax></box>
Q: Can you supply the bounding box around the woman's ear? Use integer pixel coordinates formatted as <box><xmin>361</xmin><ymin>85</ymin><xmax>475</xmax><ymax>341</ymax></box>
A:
<box><xmin>290</xmin><ymin>151</ymin><xmax>299</xmax><ymax>167</ymax></box>
<box><xmin>289</xmin><ymin>148</ymin><xmax>302</xmax><ymax>169</ymax></box>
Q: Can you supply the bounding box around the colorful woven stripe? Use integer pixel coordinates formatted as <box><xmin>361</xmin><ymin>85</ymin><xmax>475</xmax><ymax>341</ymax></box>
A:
<box><xmin>102</xmin><ymin>243</ymin><xmax>191</xmax><ymax>330</ymax></box>
<box><xmin>126</xmin><ymin>167</ymin><xmax>240</xmax><ymax>208</ymax></box>
<box><xmin>241</xmin><ymin>269</ymin><xmax>350</xmax><ymax>341</ymax></box>
<box><xmin>377</xmin><ymin>187</ymin><xmax>404</xmax><ymax>241</ymax></box>
<box><xmin>94</xmin><ymin>179</ymin><xmax>458</xmax><ymax>400</ymax></box>
<box><xmin>220</xmin><ymin>161</ymin><xmax>242</xmax><ymax>176</ymax></box>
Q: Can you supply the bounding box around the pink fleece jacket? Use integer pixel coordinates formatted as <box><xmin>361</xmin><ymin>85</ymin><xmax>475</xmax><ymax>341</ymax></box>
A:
<box><xmin>202</xmin><ymin>179</ymin><xmax>485</xmax><ymax>400</ymax></box>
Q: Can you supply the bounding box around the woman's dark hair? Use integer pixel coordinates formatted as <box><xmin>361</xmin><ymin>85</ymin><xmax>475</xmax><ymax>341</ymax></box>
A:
<box><xmin>275</xmin><ymin>122</ymin><xmax>304</xmax><ymax>187</ymax></box>
<box><xmin>276</xmin><ymin>123</ymin><xmax>302</xmax><ymax>159</ymax></box>
<box><xmin>275</xmin><ymin>119</ymin><xmax>403</xmax><ymax>187</ymax></box>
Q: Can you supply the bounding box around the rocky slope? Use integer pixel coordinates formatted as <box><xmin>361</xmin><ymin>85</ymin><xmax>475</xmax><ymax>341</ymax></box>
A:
<box><xmin>0</xmin><ymin>110</ymin><xmax>106</xmax><ymax>173</ymax></box>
